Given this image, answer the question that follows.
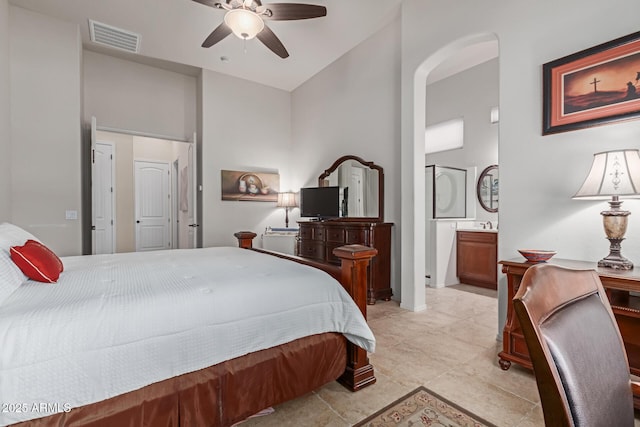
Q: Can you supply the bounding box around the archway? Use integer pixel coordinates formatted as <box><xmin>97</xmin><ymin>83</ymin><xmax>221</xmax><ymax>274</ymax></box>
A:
<box><xmin>401</xmin><ymin>32</ymin><xmax>499</xmax><ymax>312</ymax></box>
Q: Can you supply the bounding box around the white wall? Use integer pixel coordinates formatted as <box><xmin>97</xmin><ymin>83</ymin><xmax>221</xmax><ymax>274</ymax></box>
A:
<box><xmin>426</xmin><ymin>58</ymin><xmax>499</xmax><ymax>223</ymax></box>
<box><xmin>9</xmin><ymin>6</ymin><xmax>82</xmax><ymax>256</ymax></box>
<box><xmin>291</xmin><ymin>15</ymin><xmax>402</xmax><ymax>299</ymax></box>
<box><xmin>401</xmin><ymin>0</ymin><xmax>640</xmax><ymax>325</ymax></box>
<box><xmin>0</xmin><ymin>0</ymin><xmax>10</xmax><ymax>222</ymax></box>
<box><xmin>84</xmin><ymin>51</ymin><xmax>197</xmax><ymax>140</ymax></box>
<box><xmin>200</xmin><ymin>70</ymin><xmax>293</xmax><ymax>247</ymax></box>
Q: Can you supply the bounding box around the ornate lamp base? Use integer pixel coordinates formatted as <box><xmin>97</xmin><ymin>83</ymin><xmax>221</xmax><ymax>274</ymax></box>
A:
<box><xmin>598</xmin><ymin>237</ymin><xmax>634</xmax><ymax>270</ymax></box>
<box><xmin>599</xmin><ymin>197</ymin><xmax>633</xmax><ymax>270</ymax></box>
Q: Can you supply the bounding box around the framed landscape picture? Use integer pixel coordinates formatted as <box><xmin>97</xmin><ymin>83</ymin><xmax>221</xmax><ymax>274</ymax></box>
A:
<box><xmin>543</xmin><ymin>31</ymin><xmax>640</xmax><ymax>134</ymax></box>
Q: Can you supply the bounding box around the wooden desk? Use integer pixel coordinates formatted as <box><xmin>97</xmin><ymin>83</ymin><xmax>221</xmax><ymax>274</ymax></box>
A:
<box><xmin>499</xmin><ymin>258</ymin><xmax>640</xmax><ymax>407</ymax></box>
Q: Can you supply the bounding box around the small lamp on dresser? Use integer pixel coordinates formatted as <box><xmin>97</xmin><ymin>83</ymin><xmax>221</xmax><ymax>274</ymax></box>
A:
<box><xmin>277</xmin><ymin>192</ymin><xmax>298</xmax><ymax>228</ymax></box>
<box><xmin>573</xmin><ymin>149</ymin><xmax>640</xmax><ymax>270</ymax></box>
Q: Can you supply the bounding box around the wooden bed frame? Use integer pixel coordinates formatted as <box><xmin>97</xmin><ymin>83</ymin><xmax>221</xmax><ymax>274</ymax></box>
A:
<box><xmin>11</xmin><ymin>233</ymin><xmax>377</xmax><ymax>427</ymax></box>
<box><xmin>234</xmin><ymin>231</ymin><xmax>377</xmax><ymax>392</ymax></box>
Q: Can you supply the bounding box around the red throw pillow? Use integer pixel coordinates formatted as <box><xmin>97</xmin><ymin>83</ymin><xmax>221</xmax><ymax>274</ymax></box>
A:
<box><xmin>10</xmin><ymin>240</ymin><xmax>64</xmax><ymax>283</ymax></box>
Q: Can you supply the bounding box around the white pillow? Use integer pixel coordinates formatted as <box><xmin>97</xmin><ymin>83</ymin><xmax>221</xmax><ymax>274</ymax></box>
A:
<box><xmin>0</xmin><ymin>249</ymin><xmax>25</xmax><ymax>304</ymax></box>
<box><xmin>0</xmin><ymin>222</ymin><xmax>40</xmax><ymax>286</ymax></box>
<box><xmin>0</xmin><ymin>222</ymin><xmax>40</xmax><ymax>251</ymax></box>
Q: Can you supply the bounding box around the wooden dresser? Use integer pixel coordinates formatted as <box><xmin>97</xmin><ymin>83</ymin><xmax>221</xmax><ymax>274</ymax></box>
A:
<box><xmin>298</xmin><ymin>221</ymin><xmax>393</xmax><ymax>304</ymax></box>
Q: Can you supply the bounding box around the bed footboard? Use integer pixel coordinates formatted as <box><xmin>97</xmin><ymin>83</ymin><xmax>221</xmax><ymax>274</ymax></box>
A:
<box><xmin>234</xmin><ymin>231</ymin><xmax>377</xmax><ymax>391</ymax></box>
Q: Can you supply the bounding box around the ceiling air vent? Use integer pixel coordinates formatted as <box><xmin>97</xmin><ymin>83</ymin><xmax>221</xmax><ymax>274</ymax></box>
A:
<box><xmin>89</xmin><ymin>20</ymin><xmax>140</xmax><ymax>53</ymax></box>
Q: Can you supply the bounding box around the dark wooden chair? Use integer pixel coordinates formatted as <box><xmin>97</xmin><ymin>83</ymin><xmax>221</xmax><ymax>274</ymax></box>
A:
<box><xmin>513</xmin><ymin>263</ymin><xmax>640</xmax><ymax>427</ymax></box>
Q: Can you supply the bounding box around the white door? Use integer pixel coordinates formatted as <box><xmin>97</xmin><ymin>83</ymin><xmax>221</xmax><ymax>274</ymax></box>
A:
<box><xmin>92</xmin><ymin>142</ymin><xmax>115</xmax><ymax>254</ymax></box>
<box><xmin>177</xmin><ymin>139</ymin><xmax>198</xmax><ymax>249</ymax></box>
<box><xmin>188</xmin><ymin>140</ymin><xmax>198</xmax><ymax>248</ymax></box>
<box><xmin>172</xmin><ymin>159</ymin><xmax>180</xmax><ymax>249</ymax></box>
<box><xmin>135</xmin><ymin>161</ymin><xmax>171</xmax><ymax>251</ymax></box>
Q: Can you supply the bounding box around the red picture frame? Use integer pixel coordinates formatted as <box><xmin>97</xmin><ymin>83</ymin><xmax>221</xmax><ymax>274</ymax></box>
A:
<box><xmin>543</xmin><ymin>31</ymin><xmax>640</xmax><ymax>135</ymax></box>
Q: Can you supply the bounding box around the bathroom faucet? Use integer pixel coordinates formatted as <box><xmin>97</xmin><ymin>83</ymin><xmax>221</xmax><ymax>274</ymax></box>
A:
<box><xmin>486</xmin><ymin>221</ymin><xmax>493</xmax><ymax>229</ymax></box>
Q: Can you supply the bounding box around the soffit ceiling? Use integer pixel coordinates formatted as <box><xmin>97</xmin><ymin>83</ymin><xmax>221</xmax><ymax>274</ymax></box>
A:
<box><xmin>10</xmin><ymin>0</ymin><xmax>404</xmax><ymax>91</ymax></box>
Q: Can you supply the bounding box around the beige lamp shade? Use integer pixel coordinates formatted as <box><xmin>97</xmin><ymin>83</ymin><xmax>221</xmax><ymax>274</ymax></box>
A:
<box><xmin>573</xmin><ymin>149</ymin><xmax>640</xmax><ymax>199</ymax></box>
<box><xmin>573</xmin><ymin>149</ymin><xmax>640</xmax><ymax>270</ymax></box>
<box><xmin>277</xmin><ymin>192</ymin><xmax>298</xmax><ymax>208</ymax></box>
<box><xmin>277</xmin><ymin>192</ymin><xmax>297</xmax><ymax>228</ymax></box>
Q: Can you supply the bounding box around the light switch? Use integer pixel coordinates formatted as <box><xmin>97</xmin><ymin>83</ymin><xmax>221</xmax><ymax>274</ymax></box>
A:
<box><xmin>65</xmin><ymin>210</ymin><xmax>78</xmax><ymax>220</ymax></box>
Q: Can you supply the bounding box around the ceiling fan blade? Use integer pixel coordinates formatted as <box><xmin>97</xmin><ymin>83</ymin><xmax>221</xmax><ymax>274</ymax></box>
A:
<box><xmin>191</xmin><ymin>0</ymin><xmax>221</xmax><ymax>9</ymax></box>
<box><xmin>202</xmin><ymin>22</ymin><xmax>232</xmax><ymax>47</ymax></box>
<box><xmin>256</xmin><ymin>24</ymin><xmax>289</xmax><ymax>58</ymax></box>
<box><xmin>258</xmin><ymin>3</ymin><xmax>327</xmax><ymax>20</ymax></box>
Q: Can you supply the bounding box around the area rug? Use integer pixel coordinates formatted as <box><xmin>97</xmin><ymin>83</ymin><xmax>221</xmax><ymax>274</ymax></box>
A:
<box><xmin>354</xmin><ymin>386</ymin><xmax>498</xmax><ymax>427</ymax></box>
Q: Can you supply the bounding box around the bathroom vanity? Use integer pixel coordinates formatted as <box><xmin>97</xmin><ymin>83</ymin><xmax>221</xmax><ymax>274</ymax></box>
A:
<box><xmin>456</xmin><ymin>229</ymin><xmax>498</xmax><ymax>289</ymax></box>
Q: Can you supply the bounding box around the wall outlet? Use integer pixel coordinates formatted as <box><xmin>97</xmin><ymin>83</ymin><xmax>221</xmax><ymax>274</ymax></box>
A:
<box><xmin>65</xmin><ymin>210</ymin><xmax>78</xmax><ymax>220</ymax></box>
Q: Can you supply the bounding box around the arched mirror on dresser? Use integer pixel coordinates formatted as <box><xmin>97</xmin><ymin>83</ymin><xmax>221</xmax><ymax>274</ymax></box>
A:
<box><xmin>297</xmin><ymin>155</ymin><xmax>392</xmax><ymax>304</ymax></box>
<box><xmin>318</xmin><ymin>155</ymin><xmax>384</xmax><ymax>222</ymax></box>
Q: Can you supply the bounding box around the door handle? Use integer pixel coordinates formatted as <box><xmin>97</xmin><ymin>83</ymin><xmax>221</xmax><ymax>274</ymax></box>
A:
<box><xmin>136</xmin><ymin>220</ymin><xmax>141</xmax><ymax>224</ymax></box>
<box><xmin>188</xmin><ymin>223</ymin><xmax>199</xmax><ymax>228</ymax></box>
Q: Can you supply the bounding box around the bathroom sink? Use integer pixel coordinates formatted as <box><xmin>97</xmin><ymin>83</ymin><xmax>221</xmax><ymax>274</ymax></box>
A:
<box><xmin>457</xmin><ymin>228</ymin><xmax>497</xmax><ymax>233</ymax></box>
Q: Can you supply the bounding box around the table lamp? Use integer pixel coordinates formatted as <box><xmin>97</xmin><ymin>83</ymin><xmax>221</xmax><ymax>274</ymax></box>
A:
<box><xmin>277</xmin><ymin>192</ymin><xmax>298</xmax><ymax>228</ymax></box>
<box><xmin>573</xmin><ymin>149</ymin><xmax>640</xmax><ymax>270</ymax></box>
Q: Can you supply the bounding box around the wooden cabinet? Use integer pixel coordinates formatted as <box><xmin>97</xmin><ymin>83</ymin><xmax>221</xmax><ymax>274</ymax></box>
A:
<box><xmin>499</xmin><ymin>258</ymin><xmax>640</xmax><ymax>408</ymax></box>
<box><xmin>456</xmin><ymin>231</ymin><xmax>497</xmax><ymax>289</ymax></box>
<box><xmin>298</xmin><ymin>221</ymin><xmax>393</xmax><ymax>304</ymax></box>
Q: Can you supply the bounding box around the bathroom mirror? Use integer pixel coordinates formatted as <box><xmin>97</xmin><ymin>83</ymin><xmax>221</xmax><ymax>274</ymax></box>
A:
<box><xmin>477</xmin><ymin>165</ymin><xmax>499</xmax><ymax>213</ymax></box>
<box><xmin>318</xmin><ymin>155</ymin><xmax>383</xmax><ymax>222</ymax></box>
<box><xmin>426</xmin><ymin>165</ymin><xmax>467</xmax><ymax>218</ymax></box>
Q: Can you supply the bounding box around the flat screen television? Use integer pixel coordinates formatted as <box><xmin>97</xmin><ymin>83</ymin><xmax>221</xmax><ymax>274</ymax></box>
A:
<box><xmin>299</xmin><ymin>186</ymin><xmax>340</xmax><ymax>219</ymax></box>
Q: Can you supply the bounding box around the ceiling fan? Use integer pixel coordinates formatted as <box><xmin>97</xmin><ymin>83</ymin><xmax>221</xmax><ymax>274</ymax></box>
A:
<box><xmin>192</xmin><ymin>0</ymin><xmax>327</xmax><ymax>59</ymax></box>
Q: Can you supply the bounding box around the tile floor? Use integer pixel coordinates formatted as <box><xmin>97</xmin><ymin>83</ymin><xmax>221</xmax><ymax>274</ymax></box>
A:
<box><xmin>243</xmin><ymin>284</ymin><xmax>640</xmax><ymax>426</ymax></box>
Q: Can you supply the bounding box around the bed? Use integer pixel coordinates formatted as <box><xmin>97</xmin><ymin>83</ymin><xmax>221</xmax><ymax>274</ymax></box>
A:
<box><xmin>0</xmin><ymin>225</ymin><xmax>377</xmax><ymax>426</ymax></box>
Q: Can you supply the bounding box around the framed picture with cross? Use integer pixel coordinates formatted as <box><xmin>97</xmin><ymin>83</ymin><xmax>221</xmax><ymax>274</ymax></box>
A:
<box><xmin>543</xmin><ymin>30</ymin><xmax>640</xmax><ymax>135</ymax></box>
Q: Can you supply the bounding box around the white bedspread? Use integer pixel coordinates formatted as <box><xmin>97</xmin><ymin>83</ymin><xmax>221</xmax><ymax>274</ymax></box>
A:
<box><xmin>0</xmin><ymin>247</ymin><xmax>375</xmax><ymax>426</ymax></box>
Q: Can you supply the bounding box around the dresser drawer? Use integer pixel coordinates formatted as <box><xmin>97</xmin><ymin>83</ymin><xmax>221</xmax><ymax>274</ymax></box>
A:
<box><xmin>313</xmin><ymin>227</ymin><xmax>325</xmax><ymax>241</ymax></box>
<box><xmin>326</xmin><ymin>228</ymin><xmax>345</xmax><ymax>243</ymax></box>
<box><xmin>299</xmin><ymin>225</ymin><xmax>325</xmax><ymax>241</ymax></box>
<box><xmin>325</xmin><ymin>243</ymin><xmax>342</xmax><ymax>264</ymax></box>
<box><xmin>345</xmin><ymin>228</ymin><xmax>370</xmax><ymax>244</ymax></box>
<box><xmin>299</xmin><ymin>226</ymin><xmax>313</xmax><ymax>240</ymax></box>
<box><xmin>298</xmin><ymin>241</ymin><xmax>324</xmax><ymax>261</ymax></box>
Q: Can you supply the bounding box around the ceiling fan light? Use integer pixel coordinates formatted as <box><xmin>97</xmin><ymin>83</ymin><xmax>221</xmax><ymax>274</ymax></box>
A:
<box><xmin>224</xmin><ymin>9</ymin><xmax>264</xmax><ymax>40</ymax></box>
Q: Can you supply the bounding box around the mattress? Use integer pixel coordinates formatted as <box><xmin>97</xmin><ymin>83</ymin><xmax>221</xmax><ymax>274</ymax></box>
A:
<box><xmin>0</xmin><ymin>247</ymin><xmax>375</xmax><ymax>426</ymax></box>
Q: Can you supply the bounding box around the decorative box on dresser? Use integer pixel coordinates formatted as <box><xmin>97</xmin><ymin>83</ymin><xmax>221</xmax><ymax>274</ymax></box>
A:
<box><xmin>298</xmin><ymin>221</ymin><xmax>393</xmax><ymax>304</ymax></box>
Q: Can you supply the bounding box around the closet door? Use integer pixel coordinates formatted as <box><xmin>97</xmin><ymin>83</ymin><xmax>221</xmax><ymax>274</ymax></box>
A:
<box><xmin>92</xmin><ymin>142</ymin><xmax>115</xmax><ymax>254</ymax></box>
<box><xmin>177</xmin><ymin>137</ymin><xmax>198</xmax><ymax>249</ymax></box>
<box><xmin>135</xmin><ymin>161</ymin><xmax>171</xmax><ymax>251</ymax></box>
